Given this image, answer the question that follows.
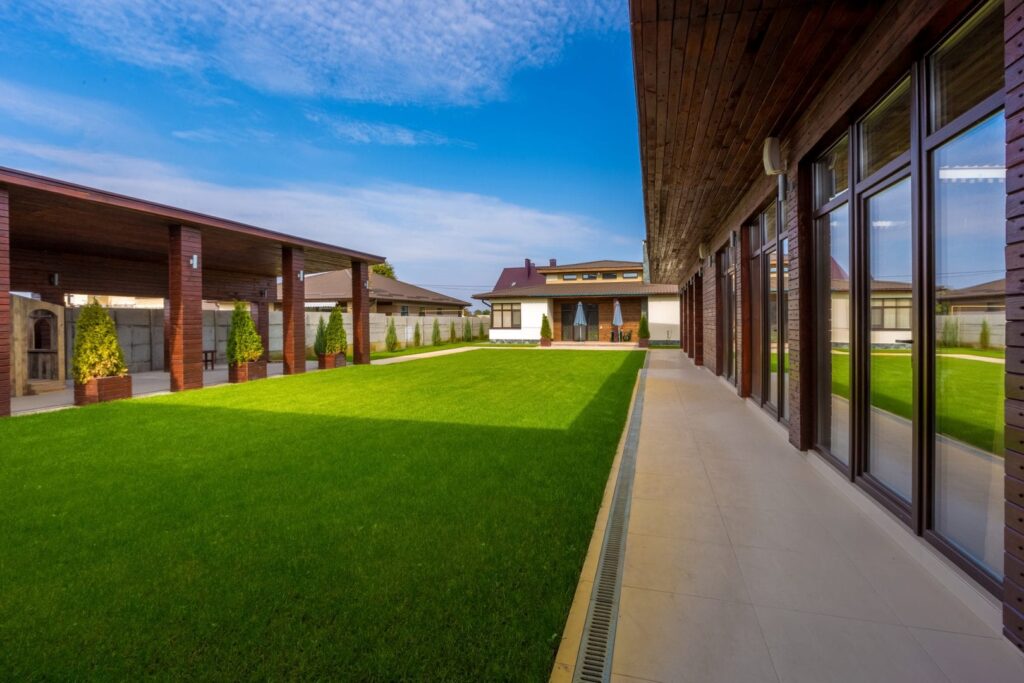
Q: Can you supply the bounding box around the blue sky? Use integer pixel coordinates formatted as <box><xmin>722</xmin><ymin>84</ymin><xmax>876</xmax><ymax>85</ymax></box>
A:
<box><xmin>0</xmin><ymin>0</ymin><xmax>641</xmax><ymax>300</ymax></box>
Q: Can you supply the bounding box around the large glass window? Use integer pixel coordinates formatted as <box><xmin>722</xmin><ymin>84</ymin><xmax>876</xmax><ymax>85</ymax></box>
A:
<box><xmin>866</xmin><ymin>176</ymin><xmax>914</xmax><ymax>502</ymax></box>
<box><xmin>491</xmin><ymin>303</ymin><xmax>521</xmax><ymax>329</ymax></box>
<box><xmin>816</xmin><ymin>203</ymin><xmax>851</xmax><ymax>465</ymax></box>
<box><xmin>932</xmin><ymin>113</ymin><xmax>1006</xmax><ymax>578</ymax></box>
<box><xmin>815</xmin><ymin>136</ymin><xmax>849</xmax><ymax>206</ymax></box>
<box><xmin>929</xmin><ymin>0</ymin><xmax>1002</xmax><ymax>131</ymax></box>
<box><xmin>860</xmin><ymin>78</ymin><xmax>910</xmax><ymax>178</ymax></box>
<box><xmin>780</xmin><ymin>237</ymin><xmax>790</xmax><ymax>421</ymax></box>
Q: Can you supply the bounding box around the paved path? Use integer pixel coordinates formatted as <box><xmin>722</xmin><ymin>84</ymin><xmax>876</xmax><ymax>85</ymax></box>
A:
<box><xmin>569</xmin><ymin>349</ymin><xmax>1022</xmax><ymax>683</ymax></box>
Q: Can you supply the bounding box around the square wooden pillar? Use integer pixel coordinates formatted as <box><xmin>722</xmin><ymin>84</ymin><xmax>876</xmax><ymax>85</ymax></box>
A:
<box><xmin>168</xmin><ymin>225</ymin><xmax>203</xmax><ymax>391</ymax></box>
<box><xmin>254</xmin><ymin>301</ymin><xmax>270</xmax><ymax>362</ymax></box>
<box><xmin>351</xmin><ymin>260</ymin><xmax>371</xmax><ymax>364</ymax></box>
<box><xmin>282</xmin><ymin>247</ymin><xmax>305</xmax><ymax>374</ymax></box>
<box><xmin>0</xmin><ymin>189</ymin><xmax>10</xmax><ymax>417</ymax></box>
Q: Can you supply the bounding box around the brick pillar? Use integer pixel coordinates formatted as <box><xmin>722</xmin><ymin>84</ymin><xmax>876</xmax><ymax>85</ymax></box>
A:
<box><xmin>254</xmin><ymin>301</ymin><xmax>270</xmax><ymax>362</ymax></box>
<box><xmin>168</xmin><ymin>225</ymin><xmax>203</xmax><ymax>391</ymax></box>
<box><xmin>162</xmin><ymin>298</ymin><xmax>171</xmax><ymax>371</ymax></box>
<box><xmin>694</xmin><ymin>272</ymin><xmax>704</xmax><ymax>366</ymax></box>
<box><xmin>687</xmin><ymin>285</ymin><xmax>694</xmax><ymax>359</ymax></box>
<box><xmin>703</xmin><ymin>261</ymin><xmax>717</xmax><ymax>374</ymax></box>
<box><xmin>351</xmin><ymin>260</ymin><xmax>371</xmax><ymax>364</ymax></box>
<box><xmin>282</xmin><ymin>247</ymin><xmax>305</xmax><ymax>375</ymax></box>
<box><xmin>680</xmin><ymin>287</ymin><xmax>688</xmax><ymax>354</ymax></box>
<box><xmin>1005</xmin><ymin>4</ymin><xmax>1024</xmax><ymax>652</ymax></box>
<box><xmin>0</xmin><ymin>189</ymin><xmax>9</xmax><ymax>417</ymax></box>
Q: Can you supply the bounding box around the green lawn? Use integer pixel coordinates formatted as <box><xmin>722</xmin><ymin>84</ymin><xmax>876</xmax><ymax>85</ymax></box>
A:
<box><xmin>829</xmin><ymin>351</ymin><xmax>1003</xmax><ymax>453</ymax></box>
<box><xmin>358</xmin><ymin>340</ymin><xmax>536</xmax><ymax>361</ymax></box>
<box><xmin>0</xmin><ymin>350</ymin><xmax>644</xmax><ymax>680</ymax></box>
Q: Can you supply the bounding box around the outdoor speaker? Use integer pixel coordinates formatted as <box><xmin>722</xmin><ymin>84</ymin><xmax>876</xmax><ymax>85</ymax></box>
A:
<box><xmin>763</xmin><ymin>137</ymin><xmax>784</xmax><ymax>175</ymax></box>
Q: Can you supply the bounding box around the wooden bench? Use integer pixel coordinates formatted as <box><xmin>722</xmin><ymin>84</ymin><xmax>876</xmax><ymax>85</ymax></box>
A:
<box><xmin>202</xmin><ymin>350</ymin><xmax>216</xmax><ymax>370</ymax></box>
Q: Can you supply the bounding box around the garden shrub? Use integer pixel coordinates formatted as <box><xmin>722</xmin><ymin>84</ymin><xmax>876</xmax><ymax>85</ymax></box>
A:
<box><xmin>449</xmin><ymin>320</ymin><xmax>457</xmax><ymax>342</ymax></box>
<box><xmin>227</xmin><ymin>301</ymin><xmax>264</xmax><ymax>365</ymax></box>
<box><xmin>464</xmin><ymin>318</ymin><xmax>473</xmax><ymax>341</ymax></box>
<box><xmin>313</xmin><ymin>318</ymin><xmax>327</xmax><ymax>356</ymax></box>
<box><xmin>325</xmin><ymin>305</ymin><xmax>347</xmax><ymax>356</ymax></box>
<box><xmin>432</xmin><ymin>319</ymin><xmax>442</xmax><ymax>346</ymax></box>
<box><xmin>413</xmin><ymin>322</ymin><xmax>421</xmax><ymax>347</ymax></box>
<box><xmin>638</xmin><ymin>314</ymin><xmax>650</xmax><ymax>340</ymax></box>
<box><xmin>940</xmin><ymin>318</ymin><xmax>959</xmax><ymax>348</ymax></box>
<box><xmin>478</xmin><ymin>320</ymin><xmax>484</xmax><ymax>339</ymax></box>
<box><xmin>72</xmin><ymin>300</ymin><xmax>128</xmax><ymax>383</ymax></box>
<box><xmin>385</xmin><ymin>317</ymin><xmax>400</xmax><ymax>352</ymax></box>
<box><xmin>979</xmin><ymin>319</ymin><xmax>991</xmax><ymax>349</ymax></box>
<box><xmin>540</xmin><ymin>314</ymin><xmax>552</xmax><ymax>340</ymax></box>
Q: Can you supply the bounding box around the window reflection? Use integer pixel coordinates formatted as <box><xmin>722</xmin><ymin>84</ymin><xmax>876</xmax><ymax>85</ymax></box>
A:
<box><xmin>929</xmin><ymin>0</ymin><xmax>1002</xmax><ymax>132</ymax></box>
<box><xmin>861</xmin><ymin>79</ymin><xmax>911</xmax><ymax>178</ymax></box>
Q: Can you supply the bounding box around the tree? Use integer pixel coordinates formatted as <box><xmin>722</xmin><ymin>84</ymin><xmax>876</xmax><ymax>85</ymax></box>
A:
<box><xmin>227</xmin><ymin>301</ymin><xmax>264</xmax><ymax>365</ymax></box>
<box><xmin>385</xmin><ymin>317</ymin><xmax>400</xmax><ymax>352</ymax></box>
<box><xmin>72</xmin><ymin>300</ymin><xmax>128</xmax><ymax>383</ymax></box>
<box><xmin>313</xmin><ymin>318</ymin><xmax>327</xmax><ymax>357</ymax></box>
<box><xmin>463</xmin><ymin>318</ymin><xmax>473</xmax><ymax>341</ymax></box>
<box><xmin>325</xmin><ymin>304</ymin><xmax>347</xmax><ymax>356</ymax></box>
<box><xmin>477</xmin><ymin>320</ymin><xmax>484</xmax><ymax>340</ymax></box>
<box><xmin>432</xmin><ymin>318</ymin><xmax>442</xmax><ymax>346</ymax></box>
<box><xmin>371</xmin><ymin>261</ymin><xmax>396</xmax><ymax>279</ymax></box>
<box><xmin>449</xmin><ymin>319</ymin><xmax>457</xmax><ymax>342</ymax></box>
<box><xmin>638</xmin><ymin>314</ymin><xmax>650</xmax><ymax>340</ymax></box>
<box><xmin>540</xmin><ymin>314</ymin><xmax>552</xmax><ymax>340</ymax></box>
<box><xmin>979</xmin><ymin>318</ymin><xmax>991</xmax><ymax>350</ymax></box>
<box><xmin>413</xmin><ymin>322</ymin><xmax>422</xmax><ymax>347</ymax></box>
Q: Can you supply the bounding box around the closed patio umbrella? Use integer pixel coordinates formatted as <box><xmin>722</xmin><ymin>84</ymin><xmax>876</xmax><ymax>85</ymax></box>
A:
<box><xmin>573</xmin><ymin>301</ymin><xmax>587</xmax><ymax>342</ymax></box>
<box><xmin>612</xmin><ymin>299</ymin><xmax>623</xmax><ymax>342</ymax></box>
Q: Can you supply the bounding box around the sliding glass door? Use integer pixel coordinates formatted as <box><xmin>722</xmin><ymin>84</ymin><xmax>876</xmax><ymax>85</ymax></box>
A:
<box><xmin>749</xmin><ymin>201</ymin><xmax>787</xmax><ymax>419</ymax></box>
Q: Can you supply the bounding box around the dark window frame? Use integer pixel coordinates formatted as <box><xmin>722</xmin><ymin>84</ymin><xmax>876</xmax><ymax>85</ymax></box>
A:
<box><xmin>490</xmin><ymin>302</ymin><xmax>522</xmax><ymax>330</ymax></box>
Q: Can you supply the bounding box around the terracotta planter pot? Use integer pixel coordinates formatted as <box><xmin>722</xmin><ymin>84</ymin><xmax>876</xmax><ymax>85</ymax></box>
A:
<box><xmin>540</xmin><ymin>338</ymin><xmax>552</xmax><ymax>347</ymax></box>
<box><xmin>318</xmin><ymin>353</ymin><xmax>347</xmax><ymax>369</ymax></box>
<box><xmin>638</xmin><ymin>339</ymin><xmax>650</xmax><ymax>348</ymax></box>
<box><xmin>74</xmin><ymin>375</ymin><xmax>132</xmax><ymax>406</ymax></box>
<box><xmin>229</xmin><ymin>360</ymin><xmax>267</xmax><ymax>383</ymax></box>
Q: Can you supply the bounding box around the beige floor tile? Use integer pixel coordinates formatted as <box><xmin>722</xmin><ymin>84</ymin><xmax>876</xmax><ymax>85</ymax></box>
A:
<box><xmin>613</xmin><ymin>586</ymin><xmax>778</xmax><ymax>683</ymax></box>
<box><xmin>610</xmin><ymin>675</ymin><xmax>662</xmax><ymax>683</ymax></box>
<box><xmin>635</xmin><ymin>451</ymin><xmax>706</xmax><ymax>477</ymax></box>
<box><xmin>707</xmin><ymin>473</ymin><xmax>810</xmax><ymax>512</ymax></box>
<box><xmin>909</xmin><ymin>627</ymin><xmax>1024</xmax><ymax>683</ymax></box>
<box><xmin>755</xmin><ymin>606</ymin><xmax>948</xmax><ymax>683</ymax></box>
<box><xmin>631</xmin><ymin>471</ymin><xmax>717</xmax><ymax>507</ymax></box>
<box><xmin>718</xmin><ymin>505</ymin><xmax>842</xmax><ymax>554</ymax></box>
<box><xmin>623</xmin><ymin>533</ymin><xmax>748</xmax><ymax>601</ymax></box>
<box><xmin>734</xmin><ymin>545</ymin><xmax>898</xmax><ymax>623</ymax></box>
<box><xmin>628</xmin><ymin>497</ymin><xmax>730</xmax><ymax>545</ymax></box>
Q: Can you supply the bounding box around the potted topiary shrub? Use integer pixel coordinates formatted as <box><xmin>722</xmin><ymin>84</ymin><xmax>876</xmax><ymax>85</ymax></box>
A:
<box><xmin>72</xmin><ymin>299</ymin><xmax>131</xmax><ymax>405</ymax></box>
<box><xmin>540</xmin><ymin>313</ymin><xmax>553</xmax><ymax>347</ymax></box>
<box><xmin>638</xmin><ymin>313</ymin><xmax>651</xmax><ymax>348</ymax></box>
<box><xmin>227</xmin><ymin>301</ymin><xmax>266</xmax><ymax>383</ymax></box>
<box><xmin>314</xmin><ymin>318</ymin><xmax>329</xmax><ymax>368</ymax></box>
<box><xmin>432</xmin><ymin>318</ymin><xmax>442</xmax><ymax>346</ymax></box>
<box><xmin>385</xmin><ymin>317</ymin><xmax>400</xmax><ymax>352</ymax></box>
<box><xmin>322</xmin><ymin>304</ymin><xmax>347</xmax><ymax>368</ymax></box>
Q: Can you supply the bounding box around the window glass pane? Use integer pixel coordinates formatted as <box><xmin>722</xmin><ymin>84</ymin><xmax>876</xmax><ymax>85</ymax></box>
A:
<box><xmin>860</xmin><ymin>78</ymin><xmax>910</xmax><ymax>178</ymax></box>
<box><xmin>929</xmin><ymin>0</ymin><xmax>1002</xmax><ymax>132</ymax></box>
<box><xmin>622</xmin><ymin>272</ymin><xmax>639</xmax><ymax>279</ymax></box>
<box><xmin>818</xmin><ymin>204</ymin><xmax>851</xmax><ymax>464</ymax></box>
<box><xmin>781</xmin><ymin>237</ymin><xmax>790</xmax><ymax>421</ymax></box>
<box><xmin>764</xmin><ymin>201</ymin><xmax>777</xmax><ymax>244</ymax></box>
<box><xmin>815</xmin><ymin>136</ymin><xmax>849</xmax><ymax>207</ymax></box>
<box><xmin>562</xmin><ymin>274</ymin><xmax>577</xmax><ymax>281</ymax></box>
<box><xmin>867</xmin><ymin>176</ymin><xmax>913</xmax><ymax>501</ymax></box>
<box><xmin>932</xmin><ymin>113</ymin><xmax>1005</xmax><ymax>578</ymax></box>
<box><xmin>602</xmin><ymin>272</ymin><xmax>617</xmax><ymax>280</ymax></box>
<box><xmin>766</xmin><ymin>248</ymin><xmax>778</xmax><ymax>410</ymax></box>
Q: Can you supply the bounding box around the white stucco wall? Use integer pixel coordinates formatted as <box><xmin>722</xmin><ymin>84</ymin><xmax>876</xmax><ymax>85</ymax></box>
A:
<box><xmin>488</xmin><ymin>300</ymin><xmax>551</xmax><ymax>341</ymax></box>
<box><xmin>647</xmin><ymin>294</ymin><xmax>680</xmax><ymax>343</ymax></box>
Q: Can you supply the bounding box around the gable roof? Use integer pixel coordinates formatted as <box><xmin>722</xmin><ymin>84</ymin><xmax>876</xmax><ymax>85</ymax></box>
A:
<box><xmin>282</xmin><ymin>269</ymin><xmax>470</xmax><ymax>307</ymax></box>
<box><xmin>493</xmin><ymin>262</ymin><xmax>546</xmax><ymax>291</ymax></box>
<box><xmin>536</xmin><ymin>259</ymin><xmax>643</xmax><ymax>274</ymax></box>
<box><xmin>473</xmin><ymin>281</ymin><xmax>678</xmax><ymax>300</ymax></box>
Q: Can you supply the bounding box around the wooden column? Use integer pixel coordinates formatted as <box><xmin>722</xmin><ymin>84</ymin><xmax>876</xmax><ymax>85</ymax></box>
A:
<box><xmin>254</xmin><ymin>301</ymin><xmax>270</xmax><ymax>362</ymax></box>
<box><xmin>0</xmin><ymin>189</ymin><xmax>10</xmax><ymax>417</ymax></box>
<box><xmin>282</xmin><ymin>247</ymin><xmax>305</xmax><ymax>374</ymax></box>
<box><xmin>168</xmin><ymin>225</ymin><xmax>203</xmax><ymax>391</ymax></box>
<box><xmin>351</xmin><ymin>260</ymin><xmax>371</xmax><ymax>364</ymax></box>
<box><xmin>1005</xmin><ymin>2</ymin><xmax>1024</xmax><ymax>652</ymax></box>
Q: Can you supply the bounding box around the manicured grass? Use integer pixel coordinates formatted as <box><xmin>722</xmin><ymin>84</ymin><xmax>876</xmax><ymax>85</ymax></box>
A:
<box><xmin>361</xmin><ymin>340</ymin><xmax>535</xmax><ymax>361</ymax></box>
<box><xmin>829</xmin><ymin>351</ymin><xmax>1003</xmax><ymax>453</ymax></box>
<box><xmin>0</xmin><ymin>350</ymin><xmax>644</xmax><ymax>680</ymax></box>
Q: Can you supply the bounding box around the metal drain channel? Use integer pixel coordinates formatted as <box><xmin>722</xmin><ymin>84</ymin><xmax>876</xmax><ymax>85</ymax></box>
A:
<box><xmin>572</xmin><ymin>355</ymin><xmax>648</xmax><ymax>683</ymax></box>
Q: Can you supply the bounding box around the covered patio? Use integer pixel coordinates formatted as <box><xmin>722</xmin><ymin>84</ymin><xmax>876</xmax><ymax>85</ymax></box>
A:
<box><xmin>0</xmin><ymin>166</ymin><xmax>384</xmax><ymax>417</ymax></box>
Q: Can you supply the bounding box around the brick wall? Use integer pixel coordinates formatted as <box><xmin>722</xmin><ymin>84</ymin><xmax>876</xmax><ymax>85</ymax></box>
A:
<box><xmin>350</xmin><ymin>260</ymin><xmax>371</xmax><ymax>364</ymax></box>
<box><xmin>693</xmin><ymin>273</ymin><xmax>704</xmax><ymax>365</ymax></box>
<box><xmin>0</xmin><ymin>189</ymin><xmax>9</xmax><ymax>417</ymax></box>
<box><xmin>703</xmin><ymin>260</ymin><xmax>717</xmax><ymax>374</ymax></box>
<box><xmin>168</xmin><ymin>226</ymin><xmax>203</xmax><ymax>391</ymax></box>
<box><xmin>281</xmin><ymin>247</ymin><xmax>305</xmax><ymax>374</ymax></box>
<box><xmin>1005</xmin><ymin>0</ymin><xmax>1024</xmax><ymax>653</ymax></box>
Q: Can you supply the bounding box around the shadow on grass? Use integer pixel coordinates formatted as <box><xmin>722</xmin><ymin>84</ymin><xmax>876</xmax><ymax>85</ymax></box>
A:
<box><xmin>0</xmin><ymin>351</ymin><xmax>643</xmax><ymax>681</ymax></box>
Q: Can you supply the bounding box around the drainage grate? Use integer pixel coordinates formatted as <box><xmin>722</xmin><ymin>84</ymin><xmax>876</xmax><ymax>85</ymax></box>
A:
<box><xmin>572</xmin><ymin>355</ymin><xmax>648</xmax><ymax>683</ymax></box>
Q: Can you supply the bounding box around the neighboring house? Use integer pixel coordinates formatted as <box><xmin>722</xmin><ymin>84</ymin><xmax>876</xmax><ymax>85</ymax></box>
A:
<box><xmin>474</xmin><ymin>259</ymin><xmax>680</xmax><ymax>343</ymax></box>
<box><xmin>277</xmin><ymin>269</ymin><xmax>469</xmax><ymax>316</ymax></box>
<box><xmin>491</xmin><ymin>258</ymin><xmax>547</xmax><ymax>291</ymax></box>
<box><xmin>940</xmin><ymin>278</ymin><xmax>1006</xmax><ymax>314</ymax></box>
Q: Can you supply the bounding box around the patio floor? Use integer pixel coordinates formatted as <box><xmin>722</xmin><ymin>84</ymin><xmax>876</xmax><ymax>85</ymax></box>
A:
<box><xmin>568</xmin><ymin>349</ymin><xmax>1024</xmax><ymax>683</ymax></box>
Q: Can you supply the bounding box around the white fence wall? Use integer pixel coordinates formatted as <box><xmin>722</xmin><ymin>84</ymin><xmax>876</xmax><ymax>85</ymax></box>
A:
<box><xmin>936</xmin><ymin>313</ymin><xmax>1005</xmax><ymax>348</ymax></box>
<box><xmin>270</xmin><ymin>312</ymin><xmax>491</xmax><ymax>353</ymax></box>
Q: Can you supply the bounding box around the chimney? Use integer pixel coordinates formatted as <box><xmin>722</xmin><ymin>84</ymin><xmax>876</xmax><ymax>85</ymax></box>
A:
<box><xmin>524</xmin><ymin>258</ymin><xmax>532</xmax><ymax>276</ymax></box>
<box><xmin>549</xmin><ymin>258</ymin><xmax>557</xmax><ymax>267</ymax></box>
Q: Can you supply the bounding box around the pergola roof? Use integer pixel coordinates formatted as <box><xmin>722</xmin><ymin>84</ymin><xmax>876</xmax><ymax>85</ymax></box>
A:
<box><xmin>0</xmin><ymin>166</ymin><xmax>384</xmax><ymax>278</ymax></box>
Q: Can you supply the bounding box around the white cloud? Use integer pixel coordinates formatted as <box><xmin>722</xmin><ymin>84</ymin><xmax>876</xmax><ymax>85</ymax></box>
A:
<box><xmin>0</xmin><ymin>78</ymin><xmax>128</xmax><ymax>137</ymax></box>
<box><xmin>172</xmin><ymin>127</ymin><xmax>277</xmax><ymax>145</ymax></box>
<box><xmin>0</xmin><ymin>138</ymin><xmax>634</xmax><ymax>298</ymax></box>
<box><xmin>13</xmin><ymin>0</ymin><xmax>626</xmax><ymax>105</ymax></box>
<box><xmin>305</xmin><ymin>112</ymin><xmax>462</xmax><ymax>147</ymax></box>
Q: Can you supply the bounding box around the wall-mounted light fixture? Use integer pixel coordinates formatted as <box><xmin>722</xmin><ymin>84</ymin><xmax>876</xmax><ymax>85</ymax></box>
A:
<box><xmin>298</xmin><ymin>270</ymin><xmax>305</xmax><ymax>282</ymax></box>
<box><xmin>189</xmin><ymin>254</ymin><xmax>199</xmax><ymax>270</ymax></box>
<box><xmin>48</xmin><ymin>272</ymin><xmax>60</xmax><ymax>287</ymax></box>
<box><xmin>763</xmin><ymin>137</ymin><xmax>784</xmax><ymax>175</ymax></box>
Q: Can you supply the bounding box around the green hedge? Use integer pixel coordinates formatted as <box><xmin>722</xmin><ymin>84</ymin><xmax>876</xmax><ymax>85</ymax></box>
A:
<box><xmin>72</xmin><ymin>300</ymin><xmax>127</xmax><ymax>384</ymax></box>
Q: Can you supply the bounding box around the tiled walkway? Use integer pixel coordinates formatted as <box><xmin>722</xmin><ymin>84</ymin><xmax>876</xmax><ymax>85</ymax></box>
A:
<box><xmin>608</xmin><ymin>350</ymin><xmax>1024</xmax><ymax>683</ymax></box>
